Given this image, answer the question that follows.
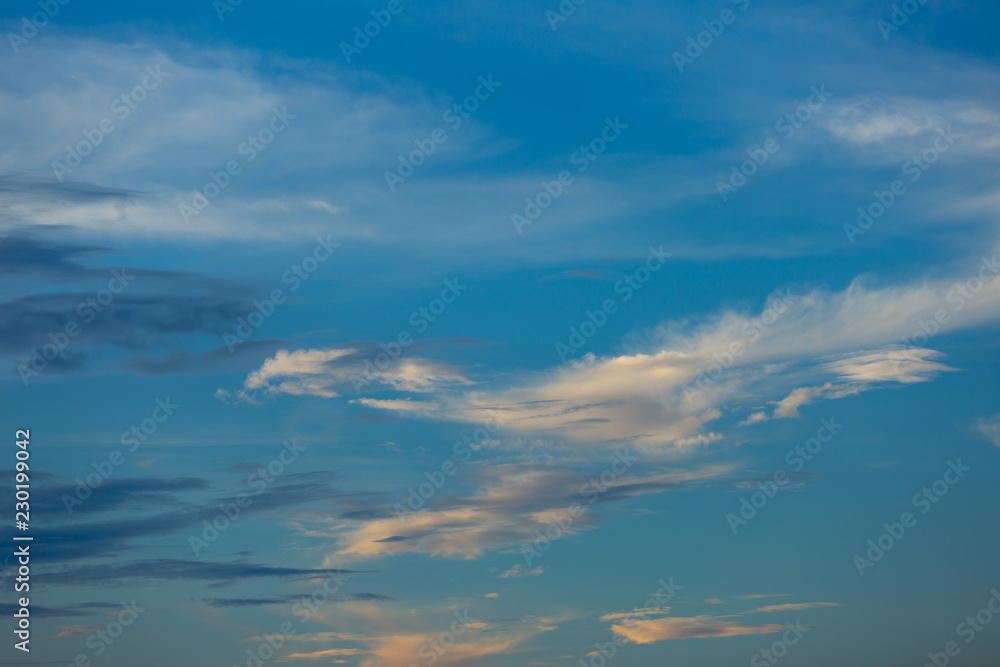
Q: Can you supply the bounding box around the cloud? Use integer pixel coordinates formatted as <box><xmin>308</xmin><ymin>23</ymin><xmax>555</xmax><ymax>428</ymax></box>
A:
<box><xmin>282</xmin><ymin>648</ymin><xmax>368</xmax><ymax>660</ymax></box>
<box><xmin>9</xmin><ymin>470</ymin><xmax>357</xmax><ymax>564</ymax></box>
<box><xmin>738</xmin><ymin>412</ymin><xmax>769</xmax><ymax>427</ymax></box>
<box><xmin>352</xmin><ymin>398</ymin><xmax>441</xmax><ymax>414</ymax></box>
<box><xmin>54</xmin><ymin>625</ymin><xmax>101</xmax><ymax>638</ymax></box>
<box><xmin>977</xmin><ymin>414</ymin><xmax>1000</xmax><ymax>447</ymax></box>
<box><xmin>750</xmin><ymin>602</ymin><xmax>841</xmax><ymax>613</ymax></box>
<box><xmin>733</xmin><ymin>593</ymin><xmax>792</xmax><ymax>600</ymax></box>
<box><xmin>771</xmin><ymin>383</ymin><xmax>865</xmax><ymax>420</ymax></box>
<box><xmin>599</xmin><ymin>607</ymin><xmax>672</xmax><ymax>623</ymax></box>
<box><xmin>611</xmin><ymin>615</ymin><xmax>786</xmax><ymax>643</ymax></box>
<box><xmin>271</xmin><ymin>609</ymin><xmax>546</xmax><ymax>667</ymax></box>
<box><xmin>499</xmin><ymin>564</ymin><xmax>544</xmax><ymax>579</ymax></box>
<box><xmin>332</xmin><ymin>463</ymin><xmax>731</xmax><ymax>560</ymax></box>
<box><xmin>0</xmin><ymin>602</ymin><xmax>118</xmax><ymax>618</ymax></box>
<box><xmin>44</xmin><ymin>559</ymin><xmax>373</xmax><ymax>586</ymax></box>
<box><xmin>227</xmin><ymin>347</ymin><xmax>471</xmax><ymax>403</ymax></box>
<box><xmin>0</xmin><ymin>231</ymin><xmax>266</xmax><ymax>376</ymax></box>
<box><xmin>352</xmin><ymin>269</ymin><xmax>1000</xmax><ymax>449</ymax></box>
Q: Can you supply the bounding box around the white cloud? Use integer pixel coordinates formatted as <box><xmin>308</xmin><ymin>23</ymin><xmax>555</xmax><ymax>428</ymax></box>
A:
<box><xmin>225</xmin><ymin>348</ymin><xmax>470</xmax><ymax>403</ymax></box>
<box><xmin>978</xmin><ymin>414</ymin><xmax>1000</xmax><ymax>447</ymax></box>
<box><xmin>349</xmin><ymin>266</ymin><xmax>1000</xmax><ymax>449</ymax></box>
<box><xmin>499</xmin><ymin>564</ymin><xmax>545</xmax><ymax>579</ymax></box>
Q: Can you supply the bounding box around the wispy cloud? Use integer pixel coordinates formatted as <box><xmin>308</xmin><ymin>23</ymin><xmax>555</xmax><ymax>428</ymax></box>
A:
<box><xmin>611</xmin><ymin>615</ymin><xmax>786</xmax><ymax>643</ymax></box>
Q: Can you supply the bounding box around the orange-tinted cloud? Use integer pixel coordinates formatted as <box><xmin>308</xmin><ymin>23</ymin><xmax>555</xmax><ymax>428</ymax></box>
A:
<box><xmin>612</xmin><ymin>615</ymin><xmax>785</xmax><ymax>643</ymax></box>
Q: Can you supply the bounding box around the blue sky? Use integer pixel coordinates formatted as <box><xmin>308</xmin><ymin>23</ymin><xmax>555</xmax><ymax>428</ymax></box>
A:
<box><xmin>2</xmin><ymin>0</ymin><xmax>1000</xmax><ymax>665</ymax></box>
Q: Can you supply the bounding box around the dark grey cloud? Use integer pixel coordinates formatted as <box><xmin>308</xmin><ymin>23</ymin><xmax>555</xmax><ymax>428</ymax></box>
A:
<box><xmin>22</xmin><ymin>477</ymin><xmax>208</xmax><ymax>516</ymax></box>
<box><xmin>121</xmin><ymin>338</ymin><xmax>289</xmax><ymax>377</ymax></box>
<box><xmin>0</xmin><ymin>230</ymin><xmax>111</xmax><ymax>277</ymax></box>
<box><xmin>0</xmin><ymin>229</ymin><xmax>267</xmax><ymax>378</ymax></box>
<box><xmin>43</xmin><ymin>559</ymin><xmax>375</xmax><ymax>586</ymax></box>
<box><xmin>7</xmin><ymin>470</ymin><xmax>380</xmax><ymax>564</ymax></box>
<box><xmin>0</xmin><ymin>601</ymin><xmax>119</xmax><ymax>618</ymax></box>
<box><xmin>0</xmin><ymin>176</ymin><xmax>139</xmax><ymax>202</ymax></box>
<box><xmin>204</xmin><ymin>591</ymin><xmax>394</xmax><ymax>607</ymax></box>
